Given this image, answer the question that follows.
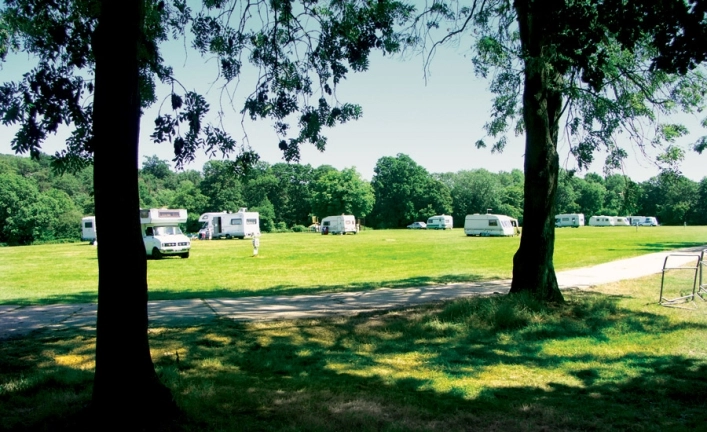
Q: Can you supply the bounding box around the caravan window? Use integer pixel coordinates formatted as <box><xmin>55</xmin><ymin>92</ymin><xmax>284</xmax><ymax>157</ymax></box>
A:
<box><xmin>562</xmin><ymin>217</ymin><xmax>569</xmax><ymax>221</ymax></box>
<box><xmin>246</xmin><ymin>219</ymin><xmax>257</xmax><ymax>225</ymax></box>
<box><xmin>230</xmin><ymin>219</ymin><xmax>242</xmax><ymax>225</ymax></box>
<box><xmin>346</xmin><ymin>220</ymin><xmax>352</xmax><ymax>225</ymax></box>
<box><xmin>488</xmin><ymin>220</ymin><xmax>498</xmax><ymax>227</ymax></box>
<box><xmin>84</xmin><ymin>221</ymin><xmax>93</xmax><ymax>228</ymax></box>
<box><xmin>323</xmin><ymin>221</ymin><xmax>330</xmax><ymax>226</ymax></box>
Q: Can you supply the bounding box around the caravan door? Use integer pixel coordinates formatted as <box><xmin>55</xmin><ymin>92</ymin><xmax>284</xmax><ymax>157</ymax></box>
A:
<box><xmin>212</xmin><ymin>217</ymin><xmax>222</xmax><ymax>236</ymax></box>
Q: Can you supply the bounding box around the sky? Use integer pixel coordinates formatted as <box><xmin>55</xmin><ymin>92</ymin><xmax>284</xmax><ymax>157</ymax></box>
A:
<box><xmin>2</xmin><ymin>35</ymin><xmax>706</xmax><ymax>183</ymax></box>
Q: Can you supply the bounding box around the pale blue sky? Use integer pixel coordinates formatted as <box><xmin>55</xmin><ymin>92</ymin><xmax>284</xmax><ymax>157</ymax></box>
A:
<box><xmin>2</xmin><ymin>40</ymin><xmax>705</xmax><ymax>182</ymax></box>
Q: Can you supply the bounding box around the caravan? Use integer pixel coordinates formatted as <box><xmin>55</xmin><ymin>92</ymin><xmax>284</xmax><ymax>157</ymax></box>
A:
<box><xmin>614</xmin><ymin>216</ymin><xmax>631</xmax><ymax>226</ymax></box>
<box><xmin>555</xmin><ymin>213</ymin><xmax>584</xmax><ymax>228</ymax></box>
<box><xmin>198</xmin><ymin>208</ymin><xmax>260</xmax><ymax>239</ymax></box>
<box><xmin>588</xmin><ymin>215</ymin><xmax>615</xmax><ymax>226</ymax></box>
<box><xmin>464</xmin><ymin>214</ymin><xmax>517</xmax><ymax>237</ymax></box>
<box><xmin>321</xmin><ymin>214</ymin><xmax>358</xmax><ymax>235</ymax></box>
<box><xmin>426</xmin><ymin>215</ymin><xmax>453</xmax><ymax>230</ymax></box>
<box><xmin>81</xmin><ymin>216</ymin><xmax>97</xmax><ymax>244</ymax></box>
<box><xmin>141</xmin><ymin>208</ymin><xmax>191</xmax><ymax>259</ymax></box>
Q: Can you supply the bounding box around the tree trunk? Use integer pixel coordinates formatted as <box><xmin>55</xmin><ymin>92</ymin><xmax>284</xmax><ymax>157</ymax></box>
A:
<box><xmin>509</xmin><ymin>0</ymin><xmax>564</xmax><ymax>302</ymax></box>
<box><xmin>91</xmin><ymin>0</ymin><xmax>174</xmax><ymax>423</ymax></box>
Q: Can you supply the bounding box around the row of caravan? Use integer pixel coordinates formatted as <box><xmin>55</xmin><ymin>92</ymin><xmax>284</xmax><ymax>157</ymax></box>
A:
<box><xmin>555</xmin><ymin>213</ymin><xmax>659</xmax><ymax>227</ymax></box>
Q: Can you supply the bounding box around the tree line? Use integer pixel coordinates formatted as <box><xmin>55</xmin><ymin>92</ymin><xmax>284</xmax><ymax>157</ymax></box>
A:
<box><xmin>2</xmin><ymin>151</ymin><xmax>705</xmax><ymax>246</ymax></box>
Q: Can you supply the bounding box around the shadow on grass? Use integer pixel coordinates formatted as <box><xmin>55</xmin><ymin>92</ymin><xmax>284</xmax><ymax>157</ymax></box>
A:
<box><xmin>632</xmin><ymin>242</ymin><xmax>707</xmax><ymax>252</ymax></box>
<box><xmin>3</xmin><ymin>273</ymin><xmax>495</xmax><ymax>306</ymax></box>
<box><xmin>2</xmin><ymin>291</ymin><xmax>707</xmax><ymax>431</ymax></box>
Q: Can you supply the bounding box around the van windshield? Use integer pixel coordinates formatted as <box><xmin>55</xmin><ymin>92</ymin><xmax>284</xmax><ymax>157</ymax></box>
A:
<box><xmin>154</xmin><ymin>226</ymin><xmax>183</xmax><ymax>236</ymax></box>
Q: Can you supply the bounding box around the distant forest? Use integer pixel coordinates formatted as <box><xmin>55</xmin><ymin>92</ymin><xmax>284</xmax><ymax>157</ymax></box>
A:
<box><xmin>1</xmin><ymin>152</ymin><xmax>706</xmax><ymax>245</ymax></box>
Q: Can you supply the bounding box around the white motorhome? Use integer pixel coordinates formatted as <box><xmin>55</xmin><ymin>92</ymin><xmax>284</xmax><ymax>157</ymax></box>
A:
<box><xmin>140</xmin><ymin>208</ymin><xmax>191</xmax><ymax>259</ymax></box>
<box><xmin>81</xmin><ymin>216</ymin><xmax>97</xmax><ymax>244</ymax></box>
<box><xmin>426</xmin><ymin>215</ymin><xmax>453</xmax><ymax>230</ymax></box>
<box><xmin>555</xmin><ymin>213</ymin><xmax>584</xmax><ymax>228</ymax></box>
<box><xmin>588</xmin><ymin>215</ymin><xmax>615</xmax><ymax>226</ymax></box>
<box><xmin>464</xmin><ymin>214</ymin><xmax>517</xmax><ymax>237</ymax></box>
<box><xmin>614</xmin><ymin>216</ymin><xmax>631</xmax><ymax>226</ymax></box>
<box><xmin>321</xmin><ymin>214</ymin><xmax>358</xmax><ymax>235</ymax></box>
<box><xmin>198</xmin><ymin>208</ymin><xmax>260</xmax><ymax>239</ymax></box>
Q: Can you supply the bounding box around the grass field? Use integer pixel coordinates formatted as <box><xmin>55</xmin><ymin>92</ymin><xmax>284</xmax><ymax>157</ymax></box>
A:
<box><xmin>1</xmin><ymin>273</ymin><xmax>706</xmax><ymax>431</ymax></box>
<box><xmin>1</xmin><ymin>226</ymin><xmax>706</xmax><ymax>305</ymax></box>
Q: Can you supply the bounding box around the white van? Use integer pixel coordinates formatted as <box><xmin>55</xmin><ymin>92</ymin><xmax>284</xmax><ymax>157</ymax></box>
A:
<box><xmin>464</xmin><ymin>214</ymin><xmax>516</xmax><ymax>236</ymax></box>
<box><xmin>555</xmin><ymin>213</ymin><xmax>584</xmax><ymax>228</ymax></box>
<box><xmin>140</xmin><ymin>208</ymin><xmax>191</xmax><ymax>259</ymax></box>
<box><xmin>630</xmin><ymin>216</ymin><xmax>659</xmax><ymax>226</ymax></box>
<box><xmin>426</xmin><ymin>215</ymin><xmax>453</xmax><ymax>230</ymax></box>
<box><xmin>588</xmin><ymin>215</ymin><xmax>615</xmax><ymax>226</ymax></box>
<box><xmin>198</xmin><ymin>208</ymin><xmax>260</xmax><ymax>239</ymax></box>
<box><xmin>321</xmin><ymin>214</ymin><xmax>358</xmax><ymax>235</ymax></box>
<box><xmin>81</xmin><ymin>216</ymin><xmax>97</xmax><ymax>244</ymax></box>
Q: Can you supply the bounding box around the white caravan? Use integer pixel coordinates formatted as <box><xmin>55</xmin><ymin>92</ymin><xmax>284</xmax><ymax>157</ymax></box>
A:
<box><xmin>140</xmin><ymin>208</ymin><xmax>191</xmax><ymax>259</ymax></box>
<box><xmin>198</xmin><ymin>208</ymin><xmax>260</xmax><ymax>239</ymax></box>
<box><xmin>614</xmin><ymin>216</ymin><xmax>631</xmax><ymax>226</ymax></box>
<box><xmin>426</xmin><ymin>215</ymin><xmax>453</xmax><ymax>230</ymax></box>
<box><xmin>588</xmin><ymin>215</ymin><xmax>615</xmax><ymax>226</ymax></box>
<box><xmin>464</xmin><ymin>213</ymin><xmax>516</xmax><ymax>237</ymax></box>
<box><xmin>81</xmin><ymin>216</ymin><xmax>97</xmax><ymax>244</ymax></box>
<box><xmin>321</xmin><ymin>214</ymin><xmax>358</xmax><ymax>235</ymax></box>
<box><xmin>555</xmin><ymin>213</ymin><xmax>584</xmax><ymax>228</ymax></box>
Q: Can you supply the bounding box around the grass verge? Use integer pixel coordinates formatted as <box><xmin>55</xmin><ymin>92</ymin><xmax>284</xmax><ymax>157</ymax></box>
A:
<box><xmin>1</xmin><ymin>226</ymin><xmax>706</xmax><ymax>305</ymax></box>
<box><xmin>2</xmin><ymin>273</ymin><xmax>707</xmax><ymax>431</ymax></box>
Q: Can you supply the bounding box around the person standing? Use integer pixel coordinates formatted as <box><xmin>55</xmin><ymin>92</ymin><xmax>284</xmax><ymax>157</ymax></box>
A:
<box><xmin>252</xmin><ymin>235</ymin><xmax>260</xmax><ymax>257</ymax></box>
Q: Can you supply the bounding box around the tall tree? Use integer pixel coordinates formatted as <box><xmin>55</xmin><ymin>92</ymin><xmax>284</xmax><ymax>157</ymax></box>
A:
<box><xmin>411</xmin><ymin>0</ymin><xmax>707</xmax><ymax>301</ymax></box>
<box><xmin>370</xmin><ymin>153</ymin><xmax>452</xmax><ymax>228</ymax></box>
<box><xmin>1</xmin><ymin>0</ymin><xmax>413</xmax><ymax>421</ymax></box>
<box><xmin>310</xmin><ymin>167</ymin><xmax>374</xmax><ymax>219</ymax></box>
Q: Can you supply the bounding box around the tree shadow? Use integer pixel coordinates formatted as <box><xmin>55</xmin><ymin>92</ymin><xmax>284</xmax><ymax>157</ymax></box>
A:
<box><xmin>5</xmin><ymin>273</ymin><xmax>495</xmax><ymax>306</ymax></box>
<box><xmin>3</xmin><ymin>292</ymin><xmax>706</xmax><ymax>430</ymax></box>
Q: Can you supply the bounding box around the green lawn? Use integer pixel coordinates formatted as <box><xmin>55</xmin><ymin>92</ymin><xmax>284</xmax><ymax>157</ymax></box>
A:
<box><xmin>1</xmin><ymin>273</ymin><xmax>706</xmax><ymax>430</ymax></box>
<box><xmin>1</xmin><ymin>226</ymin><xmax>706</xmax><ymax>305</ymax></box>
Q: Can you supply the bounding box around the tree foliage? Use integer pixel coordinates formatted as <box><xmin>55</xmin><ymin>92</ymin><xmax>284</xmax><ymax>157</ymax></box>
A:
<box><xmin>369</xmin><ymin>153</ymin><xmax>452</xmax><ymax>228</ymax></box>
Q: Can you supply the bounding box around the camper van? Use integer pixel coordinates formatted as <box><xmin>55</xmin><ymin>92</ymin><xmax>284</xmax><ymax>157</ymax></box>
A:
<box><xmin>81</xmin><ymin>216</ymin><xmax>97</xmax><ymax>244</ymax></box>
<box><xmin>464</xmin><ymin>214</ymin><xmax>517</xmax><ymax>237</ymax></box>
<box><xmin>555</xmin><ymin>213</ymin><xmax>584</xmax><ymax>228</ymax></box>
<box><xmin>629</xmin><ymin>216</ymin><xmax>659</xmax><ymax>226</ymax></box>
<box><xmin>141</xmin><ymin>208</ymin><xmax>191</xmax><ymax>259</ymax></box>
<box><xmin>321</xmin><ymin>214</ymin><xmax>358</xmax><ymax>235</ymax></box>
<box><xmin>588</xmin><ymin>215</ymin><xmax>615</xmax><ymax>226</ymax></box>
<box><xmin>426</xmin><ymin>215</ymin><xmax>453</xmax><ymax>230</ymax></box>
<box><xmin>198</xmin><ymin>208</ymin><xmax>260</xmax><ymax>239</ymax></box>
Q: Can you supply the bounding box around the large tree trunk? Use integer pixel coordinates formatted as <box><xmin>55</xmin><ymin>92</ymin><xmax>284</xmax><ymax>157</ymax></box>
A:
<box><xmin>91</xmin><ymin>0</ymin><xmax>174</xmax><ymax>422</ymax></box>
<box><xmin>509</xmin><ymin>0</ymin><xmax>564</xmax><ymax>302</ymax></box>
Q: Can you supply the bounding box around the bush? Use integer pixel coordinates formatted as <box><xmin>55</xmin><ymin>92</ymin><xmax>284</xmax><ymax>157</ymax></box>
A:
<box><xmin>291</xmin><ymin>224</ymin><xmax>307</xmax><ymax>232</ymax></box>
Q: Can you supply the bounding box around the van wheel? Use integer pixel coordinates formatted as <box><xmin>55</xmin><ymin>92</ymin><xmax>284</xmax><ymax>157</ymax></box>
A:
<box><xmin>180</xmin><ymin>252</ymin><xmax>190</xmax><ymax>259</ymax></box>
<box><xmin>225</xmin><ymin>234</ymin><xmax>231</xmax><ymax>239</ymax></box>
<box><xmin>152</xmin><ymin>248</ymin><xmax>162</xmax><ymax>260</ymax></box>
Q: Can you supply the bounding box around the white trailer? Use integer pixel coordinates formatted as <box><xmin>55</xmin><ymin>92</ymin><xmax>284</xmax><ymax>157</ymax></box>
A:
<box><xmin>426</xmin><ymin>214</ymin><xmax>453</xmax><ymax>230</ymax></box>
<box><xmin>588</xmin><ymin>215</ymin><xmax>615</xmax><ymax>226</ymax></box>
<box><xmin>81</xmin><ymin>216</ymin><xmax>97</xmax><ymax>244</ymax></box>
<box><xmin>321</xmin><ymin>214</ymin><xmax>358</xmax><ymax>235</ymax></box>
<box><xmin>198</xmin><ymin>208</ymin><xmax>260</xmax><ymax>239</ymax></box>
<box><xmin>555</xmin><ymin>213</ymin><xmax>584</xmax><ymax>228</ymax></box>
<box><xmin>464</xmin><ymin>214</ymin><xmax>516</xmax><ymax>236</ymax></box>
<box><xmin>614</xmin><ymin>216</ymin><xmax>631</xmax><ymax>226</ymax></box>
<box><xmin>140</xmin><ymin>208</ymin><xmax>191</xmax><ymax>259</ymax></box>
